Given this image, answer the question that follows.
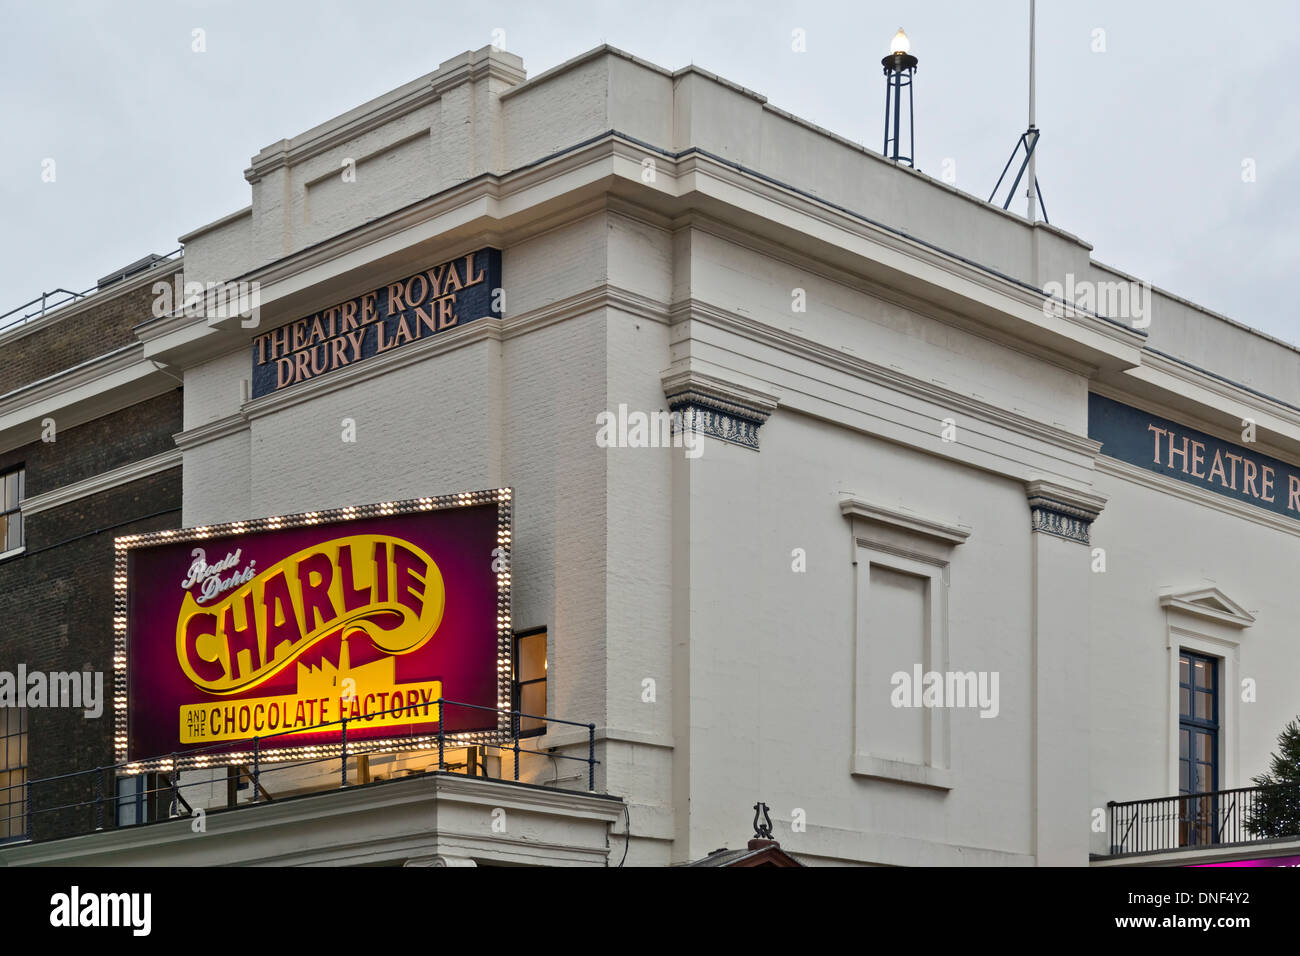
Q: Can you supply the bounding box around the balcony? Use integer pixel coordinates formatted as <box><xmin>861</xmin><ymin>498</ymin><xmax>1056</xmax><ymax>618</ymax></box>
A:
<box><xmin>1096</xmin><ymin>784</ymin><xmax>1300</xmax><ymax>866</ymax></box>
<box><xmin>0</xmin><ymin>698</ymin><xmax>624</xmax><ymax>867</ymax></box>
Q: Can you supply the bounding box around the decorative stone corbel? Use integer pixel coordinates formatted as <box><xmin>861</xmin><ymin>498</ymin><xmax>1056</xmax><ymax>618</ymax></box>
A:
<box><xmin>1025</xmin><ymin>479</ymin><xmax>1107</xmax><ymax>546</ymax></box>
<box><xmin>660</xmin><ymin>369</ymin><xmax>779</xmax><ymax>451</ymax></box>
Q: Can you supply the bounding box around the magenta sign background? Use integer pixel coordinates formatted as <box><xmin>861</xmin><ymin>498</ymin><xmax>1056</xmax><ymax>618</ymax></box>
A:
<box><xmin>121</xmin><ymin>498</ymin><xmax>507</xmax><ymax>764</ymax></box>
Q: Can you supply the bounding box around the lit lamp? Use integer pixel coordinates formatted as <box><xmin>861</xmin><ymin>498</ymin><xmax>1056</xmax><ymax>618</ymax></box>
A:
<box><xmin>881</xmin><ymin>27</ymin><xmax>918</xmax><ymax>166</ymax></box>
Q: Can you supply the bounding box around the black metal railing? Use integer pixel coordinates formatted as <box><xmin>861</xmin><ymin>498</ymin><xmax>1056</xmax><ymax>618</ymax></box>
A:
<box><xmin>1107</xmin><ymin>784</ymin><xmax>1300</xmax><ymax>857</ymax></box>
<box><xmin>0</xmin><ymin>697</ymin><xmax>597</xmax><ymax>847</ymax></box>
<box><xmin>0</xmin><ymin>248</ymin><xmax>183</xmax><ymax>335</ymax></box>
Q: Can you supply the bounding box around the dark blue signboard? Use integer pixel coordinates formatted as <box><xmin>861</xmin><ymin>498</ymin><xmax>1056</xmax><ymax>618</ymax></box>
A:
<box><xmin>251</xmin><ymin>247</ymin><xmax>501</xmax><ymax>397</ymax></box>
<box><xmin>1089</xmin><ymin>392</ymin><xmax>1300</xmax><ymax>520</ymax></box>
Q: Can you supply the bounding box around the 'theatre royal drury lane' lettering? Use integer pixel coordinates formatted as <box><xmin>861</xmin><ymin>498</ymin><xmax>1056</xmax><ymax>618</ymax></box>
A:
<box><xmin>252</xmin><ymin>251</ymin><xmax>490</xmax><ymax>391</ymax></box>
<box><xmin>1088</xmin><ymin>393</ymin><xmax>1300</xmax><ymax>522</ymax></box>
<box><xmin>1147</xmin><ymin>423</ymin><xmax>1300</xmax><ymax>511</ymax></box>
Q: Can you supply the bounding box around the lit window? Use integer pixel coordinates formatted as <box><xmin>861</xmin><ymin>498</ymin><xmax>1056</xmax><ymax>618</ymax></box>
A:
<box><xmin>0</xmin><ymin>466</ymin><xmax>22</xmax><ymax>556</ymax></box>
<box><xmin>513</xmin><ymin>629</ymin><xmax>547</xmax><ymax>737</ymax></box>
<box><xmin>0</xmin><ymin>708</ymin><xmax>28</xmax><ymax>842</ymax></box>
<box><xmin>1178</xmin><ymin>650</ymin><xmax>1219</xmax><ymax>847</ymax></box>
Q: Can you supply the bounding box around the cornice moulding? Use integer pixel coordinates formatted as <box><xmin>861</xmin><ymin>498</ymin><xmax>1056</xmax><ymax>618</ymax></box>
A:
<box><xmin>839</xmin><ymin>497</ymin><xmax>971</xmax><ymax>546</ymax></box>
<box><xmin>173</xmin><ymin>413</ymin><xmax>250</xmax><ymax>451</ymax></box>
<box><xmin>178</xmin><ymin>205</ymin><xmax>252</xmax><ymax>245</ymax></box>
<box><xmin>676</xmin><ymin>297</ymin><xmax>1102</xmax><ymax>463</ymax></box>
<box><xmin>22</xmin><ymin>449</ymin><xmax>181</xmax><ymax>516</ymax></box>
<box><xmin>179</xmin><ymin>134</ymin><xmax>1104</xmax><ymax>360</ymax></box>
<box><xmin>0</xmin><ymin>344</ymin><xmax>142</xmax><ymax>410</ymax></box>
<box><xmin>668</xmin><ymin>149</ymin><xmax>1145</xmax><ymax>364</ymax></box>
<box><xmin>679</xmin><ymin>214</ymin><xmax>1101</xmax><ymax>380</ymax></box>
<box><xmin>1105</xmin><ymin>356</ymin><xmax>1300</xmax><ymax>458</ymax></box>
<box><xmin>501</xmin><ymin>284</ymin><xmax>670</xmax><ymax>337</ymax></box>
<box><xmin>1096</xmin><ymin>455</ymin><xmax>1300</xmax><ymax>539</ymax></box>
<box><xmin>246</xmin><ymin>91</ymin><xmax>433</xmax><ymax>184</ymax></box>
<box><xmin>429</xmin><ymin>52</ymin><xmax>525</xmax><ymax>96</ymax></box>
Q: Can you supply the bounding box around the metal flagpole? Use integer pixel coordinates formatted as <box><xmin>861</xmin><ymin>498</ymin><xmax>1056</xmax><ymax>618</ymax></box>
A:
<box><xmin>1026</xmin><ymin>0</ymin><xmax>1038</xmax><ymax>222</ymax></box>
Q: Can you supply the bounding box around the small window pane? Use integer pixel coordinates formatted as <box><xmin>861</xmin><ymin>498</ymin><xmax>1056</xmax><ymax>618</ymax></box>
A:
<box><xmin>116</xmin><ymin>776</ymin><xmax>146</xmax><ymax>827</ymax></box>
<box><xmin>1179</xmin><ymin>656</ymin><xmax>1190</xmax><ymax>684</ymax></box>
<box><xmin>1179</xmin><ymin>686</ymin><xmax>1190</xmax><ymax>718</ymax></box>
<box><xmin>1198</xmin><ymin>733</ymin><xmax>1214</xmax><ymax>763</ymax></box>
<box><xmin>519</xmin><ymin>683</ymin><xmax>546</xmax><ymax>733</ymax></box>
<box><xmin>517</xmin><ymin>633</ymin><xmax>546</xmax><ymax>682</ymax></box>
<box><xmin>1</xmin><ymin>473</ymin><xmax>14</xmax><ymax>512</ymax></box>
<box><xmin>1196</xmin><ymin>690</ymin><xmax>1213</xmax><ymax>721</ymax></box>
<box><xmin>5</xmin><ymin>513</ymin><xmax>20</xmax><ymax>552</ymax></box>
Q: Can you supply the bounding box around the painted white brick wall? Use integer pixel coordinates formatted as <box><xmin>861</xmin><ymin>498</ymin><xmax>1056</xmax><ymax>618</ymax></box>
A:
<box><xmin>673</xmin><ymin>410</ymin><xmax>1036</xmax><ymax>864</ymax></box>
<box><xmin>247</xmin><ymin>338</ymin><xmax>499</xmax><ymax>516</ymax></box>
<box><xmin>183</xmin><ymin>430</ymin><xmax>251</xmax><ymax>525</ymax></box>
<box><xmin>183</xmin><ymin>349</ymin><xmax>248</xmax><ymax>430</ymax></box>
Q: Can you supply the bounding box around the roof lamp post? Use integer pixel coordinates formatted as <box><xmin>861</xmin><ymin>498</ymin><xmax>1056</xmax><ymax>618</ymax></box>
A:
<box><xmin>882</xmin><ymin>27</ymin><xmax>918</xmax><ymax>166</ymax></box>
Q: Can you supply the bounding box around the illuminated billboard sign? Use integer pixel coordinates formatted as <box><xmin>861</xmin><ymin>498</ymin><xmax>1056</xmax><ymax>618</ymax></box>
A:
<box><xmin>114</xmin><ymin>490</ymin><xmax>512</xmax><ymax>770</ymax></box>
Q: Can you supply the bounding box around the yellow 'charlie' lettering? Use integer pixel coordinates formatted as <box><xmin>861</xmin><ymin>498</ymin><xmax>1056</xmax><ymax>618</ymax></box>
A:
<box><xmin>175</xmin><ymin>534</ymin><xmax>444</xmax><ymax>695</ymax></box>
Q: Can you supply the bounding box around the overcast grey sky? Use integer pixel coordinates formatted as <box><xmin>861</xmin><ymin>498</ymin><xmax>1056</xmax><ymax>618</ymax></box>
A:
<box><xmin>3</xmin><ymin>1</ymin><xmax>1298</xmax><ymax>344</ymax></box>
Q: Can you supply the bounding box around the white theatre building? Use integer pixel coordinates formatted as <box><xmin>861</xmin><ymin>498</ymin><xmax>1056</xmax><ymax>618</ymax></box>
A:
<box><xmin>7</xmin><ymin>42</ymin><xmax>1300</xmax><ymax>868</ymax></box>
